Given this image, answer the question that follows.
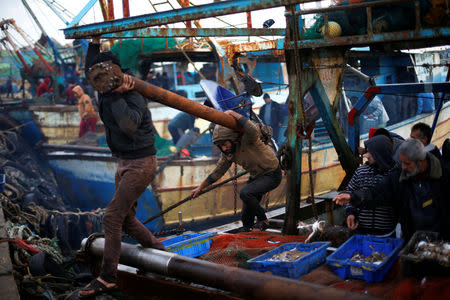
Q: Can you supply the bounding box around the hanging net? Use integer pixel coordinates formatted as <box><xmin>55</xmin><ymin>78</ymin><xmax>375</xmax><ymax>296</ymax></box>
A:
<box><xmin>111</xmin><ymin>38</ymin><xmax>177</xmax><ymax>74</ymax></box>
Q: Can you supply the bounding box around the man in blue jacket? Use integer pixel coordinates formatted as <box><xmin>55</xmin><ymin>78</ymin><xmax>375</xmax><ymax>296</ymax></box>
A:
<box><xmin>79</xmin><ymin>38</ymin><xmax>166</xmax><ymax>298</ymax></box>
<box><xmin>258</xmin><ymin>93</ymin><xmax>283</xmax><ymax>143</ymax></box>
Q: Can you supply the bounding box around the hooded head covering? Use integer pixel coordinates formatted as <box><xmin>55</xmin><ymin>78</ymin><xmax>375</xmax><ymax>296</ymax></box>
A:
<box><xmin>44</xmin><ymin>77</ymin><xmax>51</xmax><ymax>85</ymax></box>
<box><xmin>72</xmin><ymin>85</ymin><xmax>84</xmax><ymax>98</ymax></box>
<box><xmin>364</xmin><ymin>135</ymin><xmax>395</xmax><ymax>170</ymax></box>
<box><xmin>212</xmin><ymin>125</ymin><xmax>240</xmax><ymax>145</ymax></box>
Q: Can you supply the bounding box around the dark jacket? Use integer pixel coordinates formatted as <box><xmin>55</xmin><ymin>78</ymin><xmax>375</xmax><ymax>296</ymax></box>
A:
<box><xmin>350</xmin><ymin>153</ymin><xmax>450</xmax><ymax>241</ymax></box>
<box><xmin>206</xmin><ymin>117</ymin><xmax>279</xmax><ymax>184</ymax></box>
<box><xmin>86</xmin><ymin>43</ymin><xmax>156</xmax><ymax>159</ymax></box>
<box><xmin>344</xmin><ymin>135</ymin><xmax>398</xmax><ymax>235</ymax></box>
<box><xmin>258</xmin><ymin>101</ymin><xmax>283</xmax><ymax>140</ymax></box>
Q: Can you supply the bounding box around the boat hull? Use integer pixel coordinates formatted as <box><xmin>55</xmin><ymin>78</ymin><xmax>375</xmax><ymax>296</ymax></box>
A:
<box><xmin>43</xmin><ymin>103</ymin><xmax>449</xmax><ymax>229</ymax></box>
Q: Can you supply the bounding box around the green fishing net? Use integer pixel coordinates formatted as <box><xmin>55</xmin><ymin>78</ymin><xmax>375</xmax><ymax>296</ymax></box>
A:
<box><xmin>111</xmin><ymin>38</ymin><xmax>177</xmax><ymax>74</ymax></box>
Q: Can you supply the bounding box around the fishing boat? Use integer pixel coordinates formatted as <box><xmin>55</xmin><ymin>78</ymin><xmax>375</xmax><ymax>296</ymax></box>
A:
<box><xmin>4</xmin><ymin>0</ymin><xmax>450</xmax><ymax>234</ymax></box>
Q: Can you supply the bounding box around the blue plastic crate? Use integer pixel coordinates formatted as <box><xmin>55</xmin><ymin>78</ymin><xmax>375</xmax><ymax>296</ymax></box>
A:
<box><xmin>161</xmin><ymin>232</ymin><xmax>215</xmax><ymax>257</ymax></box>
<box><xmin>247</xmin><ymin>242</ymin><xmax>330</xmax><ymax>279</ymax></box>
<box><xmin>326</xmin><ymin>235</ymin><xmax>403</xmax><ymax>283</ymax></box>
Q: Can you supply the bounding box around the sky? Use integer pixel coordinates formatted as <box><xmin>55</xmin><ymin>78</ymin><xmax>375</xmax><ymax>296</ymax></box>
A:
<box><xmin>0</xmin><ymin>0</ymin><xmax>293</xmax><ymax>47</ymax></box>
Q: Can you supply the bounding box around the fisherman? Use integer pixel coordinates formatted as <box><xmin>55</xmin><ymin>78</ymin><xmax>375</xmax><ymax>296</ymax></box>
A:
<box><xmin>6</xmin><ymin>76</ymin><xmax>13</xmax><ymax>98</ymax></box>
<box><xmin>79</xmin><ymin>37</ymin><xmax>167</xmax><ymax>298</ymax></box>
<box><xmin>410</xmin><ymin>122</ymin><xmax>441</xmax><ymax>159</ymax></box>
<box><xmin>191</xmin><ymin>110</ymin><xmax>282</xmax><ymax>232</ymax></box>
<box><xmin>168</xmin><ymin>111</ymin><xmax>196</xmax><ymax>145</ymax></box>
<box><xmin>258</xmin><ymin>93</ymin><xmax>283</xmax><ymax>143</ymax></box>
<box><xmin>343</xmin><ymin>135</ymin><xmax>398</xmax><ymax>236</ymax></box>
<box><xmin>333</xmin><ymin>138</ymin><xmax>450</xmax><ymax>241</ymax></box>
<box><xmin>416</xmin><ymin>81</ymin><xmax>435</xmax><ymax>114</ymax></box>
<box><xmin>36</xmin><ymin>77</ymin><xmax>53</xmax><ymax>98</ymax></box>
<box><xmin>73</xmin><ymin>85</ymin><xmax>98</xmax><ymax>138</ymax></box>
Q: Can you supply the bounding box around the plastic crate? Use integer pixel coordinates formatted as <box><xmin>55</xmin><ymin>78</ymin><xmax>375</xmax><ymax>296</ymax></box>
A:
<box><xmin>247</xmin><ymin>242</ymin><xmax>330</xmax><ymax>279</ymax></box>
<box><xmin>326</xmin><ymin>235</ymin><xmax>403</xmax><ymax>283</ymax></box>
<box><xmin>161</xmin><ymin>232</ymin><xmax>215</xmax><ymax>257</ymax></box>
<box><xmin>399</xmin><ymin>231</ymin><xmax>450</xmax><ymax>277</ymax></box>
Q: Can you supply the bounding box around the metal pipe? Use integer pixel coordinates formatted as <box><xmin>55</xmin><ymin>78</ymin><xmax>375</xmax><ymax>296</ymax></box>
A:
<box><xmin>133</xmin><ymin>78</ymin><xmax>241</xmax><ymax>132</ymax></box>
<box><xmin>82</xmin><ymin>237</ymin><xmax>376</xmax><ymax>300</ymax></box>
<box><xmin>122</xmin><ymin>0</ymin><xmax>130</xmax><ymax>18</ymax></box>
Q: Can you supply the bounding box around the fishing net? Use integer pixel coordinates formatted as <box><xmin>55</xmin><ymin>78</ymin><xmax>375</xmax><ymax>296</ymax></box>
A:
<box><xmin>199</xmin><ymin>232</ymin><xmax>307</xmax><ymax>268</ymax></box>
<box><xmin>111</xmin><ymin>38</ymin><xmax>177</xmax><ymax>74</ymax></box>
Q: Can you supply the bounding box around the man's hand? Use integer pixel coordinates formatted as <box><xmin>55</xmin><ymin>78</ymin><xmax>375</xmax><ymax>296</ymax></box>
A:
<box><xmin>224</xmin><ymin>110</ymin><xmax>242</xmax><ymax>120</ymax></box>
<box><xmin>347</xmin><ymin>215</ymin><xmax>358</xmax><ymax>230</ymax></box>
<box><xmin>333</xmin><ymin>193</ymin><xmax>350</xmax><ymax>205</ymax></box>
<box><xmin>113</xmin><ymin>74</ymin><xmax>135</xmax><ymax>93</ymax></box>
<box><xmin>191</xmin><ymin>186</ymin><xmax>202</xmax><ymax>198</ymax></box>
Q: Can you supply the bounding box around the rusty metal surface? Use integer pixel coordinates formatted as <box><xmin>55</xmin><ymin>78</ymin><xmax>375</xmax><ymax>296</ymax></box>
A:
<box><xmin>63</xmin><ymin>0</ymin><xmax>311</xmax><ymax>39</ymax></box>
<box><xmin>101</xmin><ymin>27</ymin><xmax>286</xmax><ymax>38</ymax></box>
<box><xmin>287</xmin><ymin>28</ymin><xmax>450</xmax><ymax>49</ymax></box>
<box><xmin>134</xmin><ymin>79</ymin><xmax>241</xmax><ymax>132</ymax></box>
<box><xmin>122</xmin><ymin>0</ymin><xmax>130</xmax><ymax>18</ymax></box>
<box><xmin>117</xmin><ymin>269</ymin><xmax>243</xmax><ymax>300</ymax></box>
<box><xmin>107</xmin><ymin>0</ymin><xmax>114</xmax><ymax>20</ymax></box>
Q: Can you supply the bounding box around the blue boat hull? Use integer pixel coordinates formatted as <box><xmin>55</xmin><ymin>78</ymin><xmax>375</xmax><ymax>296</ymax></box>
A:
<box><xmin>48</xmin><ymin>157</ymin><xmax>164</xmax><ymax>232</ymax></box>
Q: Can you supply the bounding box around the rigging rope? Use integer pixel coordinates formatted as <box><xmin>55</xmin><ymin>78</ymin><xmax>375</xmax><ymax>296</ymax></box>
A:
<box><xmin>143</xmin><ymin>170</ymin><xmax>249</xmax><ymax>224</ymax></box>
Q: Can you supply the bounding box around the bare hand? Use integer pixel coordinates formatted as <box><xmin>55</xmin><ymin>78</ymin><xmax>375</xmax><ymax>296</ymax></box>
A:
<box><xmin>224</xmin><ymin>110</ymin><xmax>241</xmax><ymax>119</ymax></box>
<box><xmin>191</xmin><ymin>186</ymin><xmax>202</xmax><ymax>198</ymax></box>
<box><xmin>113</xmin><ymin>74</ymin><xmax>135</xmax><ymax>93</ymax></box>
<box><xmin>333</xmin><ymin>193</ymin><xmax>350</xmax><ymax>206</ymax></box>
<box><xmin>347</xmin><ymin>215</ymin><xmax>358</xmax><ymax>230</ymax></box>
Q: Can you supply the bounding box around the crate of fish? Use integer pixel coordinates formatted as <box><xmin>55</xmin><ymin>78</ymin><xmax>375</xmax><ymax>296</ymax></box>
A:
<box><xmin>326</xmin><ymin>235</ymin><xmax>403</xmax><ymax>283</ymax></box>
<box><xmin>399</xmin><ymin>231</ymin><xmax>450</xmax><ymax>277</ymax></box>
<box><xmin>161</xmin><ymin>232</ymin><xmax>216</xmax><ymax>258</ymax></box>
<box><xmin>246</xmin><ymin>242</ymin><xmax>330</xmax><ymax>279</ymax></box>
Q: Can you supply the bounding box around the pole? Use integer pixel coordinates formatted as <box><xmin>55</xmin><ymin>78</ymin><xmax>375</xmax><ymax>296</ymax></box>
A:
<box><xmin>134</xmin><ymin>79</ymin><xmax>241</xmax><ymax>131</ymax></box>
<box><xmin>1</xmin><ymin>30</ymin><xmax>32</xmax><ymax>75</ymax></box>
<box><xmin>82</xmin><ymin>238</ymin><xmax>376</xmax><ymax>300</ymax></box>
<box><xmin>143</xmin><ymin>170</ymin><xmax>249</xmax><ymax>224</ymax></box>
<box><xmin>9</xmin><ymin>20</ymin><xmax>54</xmax><ymax>72</ymax></box>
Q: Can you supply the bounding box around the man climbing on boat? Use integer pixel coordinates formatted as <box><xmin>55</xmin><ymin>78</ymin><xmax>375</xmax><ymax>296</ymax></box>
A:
<box><xmin>79</xmin><ymin>37</ymin><xmax>167</xmax><ymax>298</ymax></box>
<box><xmin>191</xmin><ymin>110</ymin><xmax>282</xmax><ymax>232</ymax></box>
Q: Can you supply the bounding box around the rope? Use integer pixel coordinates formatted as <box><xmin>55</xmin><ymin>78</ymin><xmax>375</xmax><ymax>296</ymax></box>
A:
<box><xmin>0</xmin><ymin>131</ymin><xmax>17</xmax><ymax>155</ymax></box>
<box><xmin>143</xmin><ymin>170</ymin><xmax>249</xmax><ymax>224</ymax></box>
<box><xmin>308</xmin><ymin>136</ymin><xmax>318</xmax><ymax>219</ymax></box>
<box><xmin>233</xmin><ymin>163</ymin><xmax>238</xmax><ymax>215</ymax></box>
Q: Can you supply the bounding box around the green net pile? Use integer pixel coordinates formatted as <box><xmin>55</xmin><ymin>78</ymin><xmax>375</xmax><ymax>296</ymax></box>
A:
<box><xmin>111</xmin><ymin>38</ymin><xmax>177</xmax><ymax>74</ymax></box>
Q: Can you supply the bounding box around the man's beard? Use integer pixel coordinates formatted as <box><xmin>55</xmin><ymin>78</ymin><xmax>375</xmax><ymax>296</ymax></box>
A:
<box><xmin>221</xmin><ymin>143</ymin><xmax>236</xmax><ymax>155</ymax></box>
<box><xmin>403</xmin><ymin>165</ymin><xmax>420</xmax><ymax>179</ymax></box>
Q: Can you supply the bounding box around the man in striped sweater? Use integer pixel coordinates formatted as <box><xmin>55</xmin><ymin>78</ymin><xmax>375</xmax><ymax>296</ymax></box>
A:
<box><xmin>344</xmin><ymin>135</ymin><xmax>398</xmax><ymax>237</ymax></box>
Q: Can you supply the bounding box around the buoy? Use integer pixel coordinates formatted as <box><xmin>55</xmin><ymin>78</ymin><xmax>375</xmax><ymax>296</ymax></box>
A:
<box><xmin>321</xmin><ymin>21</ymin><xmax>342</xmax><ymax>37</ymax></box>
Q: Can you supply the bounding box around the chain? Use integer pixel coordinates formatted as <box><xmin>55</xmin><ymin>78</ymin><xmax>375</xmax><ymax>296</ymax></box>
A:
<box><xmin>233</xmin><ymin>163</ymin><xmax>238</xmax><ymax>215</ymax></box>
